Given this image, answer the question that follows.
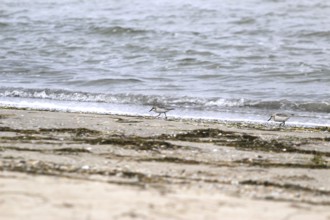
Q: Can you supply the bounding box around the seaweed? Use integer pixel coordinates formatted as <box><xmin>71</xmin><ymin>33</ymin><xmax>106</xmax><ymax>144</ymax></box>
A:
<box><xmin>39</xmin><ymin>128</ymin><xmax>102</xmax><ymax>136</ymax></box>
<box><xmin>0</xmin><ymin>146</ymin><xmax>91</xmax><ymax>154</ymax></box>
<box><xmin>0</xmin><ymin>159</ymin><xmax>163</xmax><ymax>185</ymax></box>
<box><xmin>161</xmin><ymin>128</ymin><xmax>237</xmax><ymax>141</ymax></box>
<box><xmin>310</xmin><ymin>154</ymin><xmax>328</xmax><ymax>167</ymax></box>
<box><xmin>0</xmin><ymin>126</ymin><xmax>101</xmax><ymax>136</ymax></box>
<box><xmin>77</xmin><ymin>136</ymin><xmax>185</xmax><ymax>151</ymax></box>
<box><xmin>0</xmin><ymin>126</ymin><xmax>37</xmax><ymax>134</ymax></box>
<box><xmin>234</xmin><ymin>159</ymin><xmax>330</xmax><ymax>169</ymax></box>
<box><xmin>160</xmin><ymin>128</ymin><xmax>330</xmax><ymax>157</ymax></box>
<box><xmin>0</xmin><ymin>136</ymin><xmax>58</xmax><ymax>142</ymax></box>
<box><xmin>53</xmin><ymin>147</ymin><xmax>91</xmax><ymax>154</ymax></box>
<box><xmin>229</xmin><ymin>138</ymin><xmax>330</xmax><ymax>157</ymax></box>
<box><xmin>0</xmin><ymin>114</ymin><xmax>14</xmax><ymax>119</ymax></box>
<box><xmin>240</xmin><ymin>180</ymin><xmax>330</xmax><ymax>195</ymax></box>
<box><xmin>138</xmin><ymin>156</ymin><xmax>202</xmax><ymax>165</ymax></box>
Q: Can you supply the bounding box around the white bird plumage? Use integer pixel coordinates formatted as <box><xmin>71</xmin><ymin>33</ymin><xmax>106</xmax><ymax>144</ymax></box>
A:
<box><xmin>268</xmin><ymin>113</ymin><xmax>293</xmax><ymax>126</ymax></box>
<box><xmin>149</xmin><ymin>106</ymin><xmax>174</xmax><ymax>119</ymax></box>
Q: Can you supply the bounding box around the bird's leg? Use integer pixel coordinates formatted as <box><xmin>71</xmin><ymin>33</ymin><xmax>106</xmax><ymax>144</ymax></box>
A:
<box><xmin>157</xmin><ymin>113</ymin><xmax>161</xmax><ymax>117</ymax></box>
<box><xmin>164</xmin><ymin>112</ymin><xmax>167</xmax><ymax>119</ymax></box>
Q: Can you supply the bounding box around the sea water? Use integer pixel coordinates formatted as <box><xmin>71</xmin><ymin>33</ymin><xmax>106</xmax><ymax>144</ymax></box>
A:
<box><xmin>1</xmin><ymin>0</ymin><xmax>330</xmax><ymax>126</ymax></box>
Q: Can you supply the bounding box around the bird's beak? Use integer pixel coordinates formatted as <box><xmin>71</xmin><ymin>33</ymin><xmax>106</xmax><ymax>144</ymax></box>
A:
<box><xmin>149</xmin><ymin>107</ymin><xmax>154</xmax><ymax>112</ymax></box>
<box><xmin>267</xmin><ymin>116</ymin><xmax>272</xmax><ymax>121</ymax></box>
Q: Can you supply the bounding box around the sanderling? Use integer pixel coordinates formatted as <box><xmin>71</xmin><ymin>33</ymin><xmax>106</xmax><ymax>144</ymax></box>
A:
<box><xmin>268</xmin><ymin>113</ymin><xmax>293</xmax><ymax>127</ymax></box>
<box><xmin>149</xmin><ymin>106</ymin><xmax>174</xmax><ymax>119</ymax></box>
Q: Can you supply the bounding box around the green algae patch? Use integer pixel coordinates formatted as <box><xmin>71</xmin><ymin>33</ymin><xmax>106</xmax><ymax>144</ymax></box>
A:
<box><xmin>139</xmin><ymin>156</ymin><xmax>202</xmax><ymax>165</ymax></box>
<box><xmin>234</xmin><ymin>159</ymin><xmax>330</xmax><ymax>169</ymax></box>
<box><xmin>162</xmin><ymin>128</ymin><xmax>330</xmax><ymax>157</ymax></box>
<box><xmin>185</xmin><ymin>129</ymin><xmax>235</xmax><ymax>138</ymax></box>
<box><xmin>78</xmin><ymin>136</ymin><xmax>185</xmax><ymax>151</ymax></box>
<box><xmin>0</xmin><ymin>135</ymin><xmax>58</xmax><ymax>142</ymax></box>
<box><xmin>289</xmin><ymin>126</ymin><xmax>330</xmax><ymax>133</ymax></box>
<box><xmin>240</xmin><ymin>180</ymin><xmax>330</xmax><ymax>196</ymax></box>
<box><xmin>0</xmin><ymin>159</ymin><xmax>166</xmax><ymax>187</ymax></box>
<box><xmin>0</xmin><ymin>127</ymin><xmax>37</xmax><ymax>134</ymax></box>
<box><xmin>310</xmin><ymin>154</ymin><xmax>328</xmax><ymax>167</ymax></box>
<box><xmin>167</xmin><ymin>128</ymin><xmax>237</xmax><ymax>141</ymax></box>
<box><xmin>0</xmin><ymin>114</ymin><xmax>14</xmax><ymax>119</ymax></box>
<box><xmin>0</xmin><ymin>106</ymin><xmax>28</xmax><ymax>111</ymax></box>
<box><xmin>0</xmin><ymin>146</ymin><xmax>43</xmax><ymax>152</ymax></box>
<box><xmin>39</xmin><ymin>128</ymin><xmax>102</xmax><ymax>136</ymax></box>
<box><xmin>163</xmin><ymin>128</ymin><xmax>284</xmax><ymax>150</ymax></box>
<box><xmin>0</xmin><ymin>127</ymin><xmax>102</xmax><ymax>144</ymax></box>
<box><xmin>0</xmin><ymin>146</ymin><xmax>91</xmax><ymax>154</ymax></box>
<box><xmin>53</xmin><ymin>147</ymin><xmax>91</xmax><ymax>154</ymax></box>
<box><xmin>115</xmin><ymin>118</ymin><xmax>141</xmax><ymax>124</ymax></box>
<box><xmin>228</xmin><ymin>137</ymin><xmax>330</xmax><ymax>157</ymax></box>
<box><xmin>0</xmin><ymin>126</ymin><xmax>101</xmax><ymax>136</ymax></box>
<box><xmin>226</xmin><ymin>138</ymin><xmax>295</xmax><ymax>153</ymax></box>
<box><xmin>117</xmin><ymin>171</ymin><xmax>166</xmax><ymax>184</ymax></box>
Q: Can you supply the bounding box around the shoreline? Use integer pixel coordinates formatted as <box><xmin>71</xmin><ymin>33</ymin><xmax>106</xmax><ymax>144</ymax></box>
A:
<box><xmin>1</xmin><ymin>100</ymin><xmax>330</xmax><ymax>127</ymax></box>
<box><xmin>1</xmin><ymin>105</ymin><xmax>329</xmax><ymax>128</ymax></box>
<box><xmin>1</xmin><ymin>108</ymin><xmax>330</xmax><ymax>219</ymax></box>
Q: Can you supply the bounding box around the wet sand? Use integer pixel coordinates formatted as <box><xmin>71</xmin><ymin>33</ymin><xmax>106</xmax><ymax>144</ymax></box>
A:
<box><xmin>0</xmin><ymin>108</ymin><xmax>330</xmax><ymax>220</ymax></box>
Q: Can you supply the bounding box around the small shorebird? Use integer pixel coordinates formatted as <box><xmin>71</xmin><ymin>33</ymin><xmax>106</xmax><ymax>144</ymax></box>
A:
<box><xmin>268</xmin><ymin>113</ymin><xmax>293</xmax><ymax>127</ymax></box>
<box><xmin>149</xmin><ymin>106</ymin><xmax>174</xmax><ymax>119</ymax></box>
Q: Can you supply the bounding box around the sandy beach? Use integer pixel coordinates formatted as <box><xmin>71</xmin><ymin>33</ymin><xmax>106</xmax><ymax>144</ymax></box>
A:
<box><xmin>0</xmin><ymin>108</ymin><xmax>330</xmax><ymax>220</ymax></box>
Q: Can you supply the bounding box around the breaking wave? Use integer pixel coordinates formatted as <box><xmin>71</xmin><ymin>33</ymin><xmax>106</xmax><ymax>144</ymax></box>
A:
<box><xmin>1</xmin><ymin>87</ymin><xmax>330</xmax><ymax>113</ymax></box>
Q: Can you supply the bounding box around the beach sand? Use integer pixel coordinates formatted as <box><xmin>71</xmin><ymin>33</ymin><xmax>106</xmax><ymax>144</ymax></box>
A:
<box><xmin>0</xmin><ymin>108</ymin><xmax>330</xmax><ymax>220</ymax></box>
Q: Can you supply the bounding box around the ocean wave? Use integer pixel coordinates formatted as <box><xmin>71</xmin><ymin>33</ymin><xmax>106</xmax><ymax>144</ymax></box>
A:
<box><xmin>89</xmin><ymin>25</ymin><xmax>151</xmax><ymax>36</ymax></box>
<box><xmin>1</xmin><ymin>87</ymin><xmax>330</xmax><ymax>114</ymax></box>
<box><xmin>0</xmin><ymin>22</ymin><xmax>9</xmax><ymax>27</ymax></box>
<box><xmin>68</xmin><ymin>78</ymin><xmax>144</xmax><ymax>87</ymax></box>
<box><xmin>292</xmin><ymin>30</ymin><xmax>330</xmax><ymax>39</ymax></box>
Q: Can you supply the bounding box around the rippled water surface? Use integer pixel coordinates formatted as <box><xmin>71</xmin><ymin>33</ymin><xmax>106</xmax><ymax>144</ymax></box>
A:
<box><xmin>1</xmin><ymin>0</ymin><xmax>330</xmax><ymax>125</ymax></box>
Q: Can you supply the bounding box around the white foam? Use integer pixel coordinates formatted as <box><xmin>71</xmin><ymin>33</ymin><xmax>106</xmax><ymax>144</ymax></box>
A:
<box><xmin>1</xmin><ymin>97</ymin><xmax>330</xmax><ymax>127</ymax></box>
